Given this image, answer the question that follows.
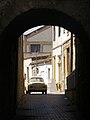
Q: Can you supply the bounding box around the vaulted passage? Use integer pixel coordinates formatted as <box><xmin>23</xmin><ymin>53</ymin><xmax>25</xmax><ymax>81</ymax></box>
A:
<box><xmin>0</xmin><ymin>3</ymin><xmax>90</xmax><ymax>120</ymax></box>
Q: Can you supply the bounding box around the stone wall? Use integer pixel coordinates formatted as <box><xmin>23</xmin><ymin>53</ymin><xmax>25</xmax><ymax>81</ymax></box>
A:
<box><xmin>0</xmin><ymin>0</ymin><xmax>90</xmax><ymax>38</ymax></box>
<box><xmin>17</xmin><ymin>35</ymin><xmax>24</xmax><ymax>105</ymax></box>
<box><xmin>0</xmin><ymin>0</ymin><xmax>90</xmax><ymax>119</ymax></box>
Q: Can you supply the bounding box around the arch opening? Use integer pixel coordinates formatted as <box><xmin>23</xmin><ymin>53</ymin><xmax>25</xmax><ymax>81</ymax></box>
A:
<box><xmin>1</xmin><ymin>8</ymin><xmax>89</xmax><ymax>43</ymax></box>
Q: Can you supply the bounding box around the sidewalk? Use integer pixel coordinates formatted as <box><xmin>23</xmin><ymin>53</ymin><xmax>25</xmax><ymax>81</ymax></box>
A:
<box><xmin>47</xmin><ymin>79</ymin><xmax>65</xmax><ymax>94</ymax></box>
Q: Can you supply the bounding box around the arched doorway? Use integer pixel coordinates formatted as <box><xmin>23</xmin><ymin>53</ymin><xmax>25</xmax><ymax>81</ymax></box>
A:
<box><xmin>0</xmin><ymin>8</ymin><xmax>89</xmax><ymax>119</ymax></box>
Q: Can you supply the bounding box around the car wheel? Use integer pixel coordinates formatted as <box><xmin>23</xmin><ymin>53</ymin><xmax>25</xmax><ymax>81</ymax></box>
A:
<box><xmin>45</xmin><ymin>90</ymin><xmax>47</xmax><ymax>94</ymax></box>
<box><xmin>26</xmin><ymin>90</ymin><xmax>28</xmax><ymax>94</ymax></box>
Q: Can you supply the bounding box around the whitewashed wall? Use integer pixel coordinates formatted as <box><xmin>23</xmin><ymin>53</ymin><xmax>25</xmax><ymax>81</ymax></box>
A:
<box><xmin>37</xmin><ymin>64</ymin><xmax>52</xmax><ymax>85</ymax></box>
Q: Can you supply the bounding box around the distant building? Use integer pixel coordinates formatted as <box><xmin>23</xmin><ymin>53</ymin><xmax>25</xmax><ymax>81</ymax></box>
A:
<box><xmin>23</xmin><ymin>26</ymin><xmax>52</xmax><ymax>85</ymax></box>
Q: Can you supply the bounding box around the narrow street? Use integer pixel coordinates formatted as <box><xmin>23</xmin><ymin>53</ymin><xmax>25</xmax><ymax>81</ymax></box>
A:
<box><xmin>12</xmin><ymin>93</ymin><xmax>82</xmax><ymax>120</ymax></box>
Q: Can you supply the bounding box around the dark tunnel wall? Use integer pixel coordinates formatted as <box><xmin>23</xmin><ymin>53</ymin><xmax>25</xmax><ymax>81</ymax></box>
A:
<box><xmin>0</xmin><ymin>1</ymin><xmax>90</xmax><ymax>119</ymax></box>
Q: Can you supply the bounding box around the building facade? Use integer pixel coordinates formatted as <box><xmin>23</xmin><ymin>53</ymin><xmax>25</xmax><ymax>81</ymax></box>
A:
<box><xmin>52</xmin><ymin>26</ymin><xmax>75</xmax><ymax>92</ymax></box>
<box><xmin>23</xmin><ymin>26</ymin><xmax>52</xmax><ymax>88</ymax></box>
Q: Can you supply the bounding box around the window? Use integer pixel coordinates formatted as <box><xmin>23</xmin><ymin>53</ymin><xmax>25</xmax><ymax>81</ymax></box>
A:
<box><xmin>48</xmin><ymin>68</ymin><xmax>50</xmax><ymax>79</ymax></box>
<box><xmin>63</xmin><ymin>29</ymin><xmax>65</xmax><ymax>34</ymax></box>
<box><xmin>31</xmin><ymin>44</ymin><xmax>40</xmax><ymax>52</ymax></box>
<box><xmin>58</xmin><ymin>27</ymin><xmax>61</xmax><ymax>36</ymax></box>
<box><xmin>36</xmin><ymin>68</ymin><xmax>39</xmax><ymax>74</ymax></box>
<box><xmin>53</xmin><ymin>26</ymin><xmax>55</xmax><ymax>41</ymax></box>
<box><xmin>67</xmin><ymin>47</ymin><xmax>70</xmax><ymax>75</ymax></box>
<box><xmin>53</xmin><ymin>56</ymin><xmax>56</xmax><ymax>80</ymax></box>
<box><xmin>67</xmin><ymin>30</ymin><xmax>69</xmax><ymax>36</ymax></box>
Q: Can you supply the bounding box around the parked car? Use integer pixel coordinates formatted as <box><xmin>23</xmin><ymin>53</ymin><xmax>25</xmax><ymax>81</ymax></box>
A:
<box><xmin>27</xmin><ymin>76</ymin><xmax>47</xmax><ymax>94</ymax></box>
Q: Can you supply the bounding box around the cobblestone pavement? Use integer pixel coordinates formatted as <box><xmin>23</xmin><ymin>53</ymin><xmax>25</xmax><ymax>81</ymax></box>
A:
<box><xmin>13</xmin><ymin>93</ymin><xmax>82</xmax><ymax>120</ymax></box>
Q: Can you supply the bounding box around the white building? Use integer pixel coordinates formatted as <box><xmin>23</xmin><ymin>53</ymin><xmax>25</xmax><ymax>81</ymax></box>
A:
<box><xmin>23</xmin><ymin>25</ymin><xmax>52</xmax><ymax>86</ymax></box>
<box><xmin>52</xmin><ymin>26</ymin><xmax>75</xmax><ymax>91</ymax></box>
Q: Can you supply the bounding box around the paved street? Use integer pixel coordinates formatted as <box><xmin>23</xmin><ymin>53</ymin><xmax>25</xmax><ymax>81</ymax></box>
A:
<box><xmin>12</xmin><ymin>93</ymin><xmax>82</xmax><ymax>120</ymax></box>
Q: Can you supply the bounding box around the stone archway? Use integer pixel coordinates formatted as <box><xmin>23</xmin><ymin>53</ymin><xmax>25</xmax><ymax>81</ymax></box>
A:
<box><xmin>0</xmin><ymin>8</ymin><xmax>89</xmax><ymax>119</ymax></box>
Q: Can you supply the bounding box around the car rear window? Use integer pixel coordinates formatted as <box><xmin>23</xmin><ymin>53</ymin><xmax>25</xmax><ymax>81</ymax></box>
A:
<box><xmin>29</xmin><ymin>77</ymin><xmax>44</xmax><ymax>82</ymax></box>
